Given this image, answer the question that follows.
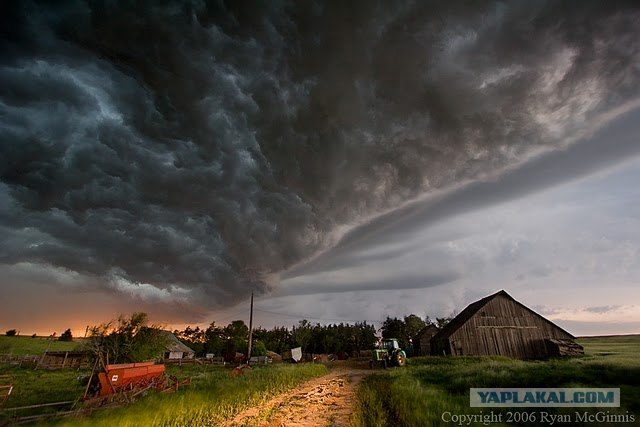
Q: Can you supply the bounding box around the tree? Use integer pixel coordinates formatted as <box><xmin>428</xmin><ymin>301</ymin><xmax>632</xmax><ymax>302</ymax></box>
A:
<box><xmin>381</xmin><ymin>316</ymin><xmax>408</xmax><ymax>348</ymax></box>
<box><xmin>58</xmin><ymin>328</ymin><xmax>73</xmax><ymax>342</ymax></box>
<box><xmin>203</xmin><ymin>322</ymin><xmax>225</xmax><ymax>355</ymax></box>
<box><xmin>292</xmin><ymin>320</ymin><xmax>313</xmax><ymax>352</ymax></box>
<box><xmin>252</xmin><ymin>340</ymin><xmax>267</xmax><ymax>356</ymax></box>
<box><xmin>174</xmin><ymin>326</ymin><xmax>206</xmax><ymax>355</ymax></box>
<box><xmin>85</xmin><ymin>312</ymin><xmax>168</xmax><ymax>364</ymax></box>
<box><xmin>254</xmin><ymin>326</ymin><xmax>292</xmax><ymax>354</ymax></box>
<box><xmin>353</xmin><ymin>322</ymin><xmax>377</xmax><ymax>353</ymax></box>
<box><xmin>222</xmin><ymin>320</ymin><xmax>248</xmax><ymax>357</ymax></box>
<box><xmin>128</xmin><ymin>326</ymin><xmax>169</xmax><ymax>362</ymax></box>
<box><xmin>5</xmin><ymin>329</ymin><xmax>17</xmax><ymax>337</ymax></box>
<box><xmin>381</xmin><ymin>314</ymin><xmax>429</xmax><ymax>350</ymax></box>
<box><xmin>404</xmin><ymin>315</ymin><xmax>427</xmax><ymax>341</ymax></box>
<box><xmin>435</xmin><ymin>316</ymin><xmax>453</xmax><ymax>328</ymax></box>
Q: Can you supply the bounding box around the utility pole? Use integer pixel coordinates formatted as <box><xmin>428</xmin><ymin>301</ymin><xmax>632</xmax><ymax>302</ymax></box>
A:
<box><xmin>247</xmin><ymin>292</ymin><xmax>254</xmax><ymax>363</ymax></box>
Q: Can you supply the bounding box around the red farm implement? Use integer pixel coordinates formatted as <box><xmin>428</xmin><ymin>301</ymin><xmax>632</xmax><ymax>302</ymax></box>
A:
<box><xmin>83</xmin><ymin>361</ymin><xmax>190</xmax><ymax>406</ymax></box>
<box><xmin>0</xmin><ymin>363</ymin><xmax>189</xmax><ymax>425</ymax></box>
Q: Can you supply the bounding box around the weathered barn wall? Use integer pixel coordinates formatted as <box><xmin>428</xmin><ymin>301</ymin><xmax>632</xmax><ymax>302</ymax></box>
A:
<box><xmin>431</xmin><ymin>291</ymin><xmax>581</xmax><ymax>359</ymax></box>
<box><xmin>413</xmin><ymin>325</ymin><xmax>439</xmax><ymax>356</ymax></box>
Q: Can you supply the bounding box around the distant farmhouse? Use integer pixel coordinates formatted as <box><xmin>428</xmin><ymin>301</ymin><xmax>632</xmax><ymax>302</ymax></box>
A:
<box><xmin>160</xmin><ymin>331</ymin><xmax>195</xmax><ymax>360</ymax></box>
<box><xmin>430</xmin><ymin>290</ymin><xmax>583</xmax><ymax>358</ymax></box>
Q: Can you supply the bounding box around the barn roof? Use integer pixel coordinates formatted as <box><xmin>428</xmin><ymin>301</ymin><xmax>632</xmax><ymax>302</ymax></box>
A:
<box><xmin>431</xmin><ymin>290</ymin><xmax>575</xmax><ymax>341</ymax></box>
<box><xmin>415</xmin><ymin>324</ymin><xmax>439</xmax><ymax>339</ymax></box>
<box><xmin>159</xmin><ymin>331</ymin><xmax>195</xmax><ymax>354</ymax></box>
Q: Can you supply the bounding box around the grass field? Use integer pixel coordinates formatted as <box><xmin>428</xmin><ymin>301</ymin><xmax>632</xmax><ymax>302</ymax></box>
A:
<box><xmin>2</xmin><ymin>335</ymin><xmax>638</xmax><ymax>426</ymax></box>
<box><xmin>0</xmin><ymin>335</ymin><xmax>329</xmax><ymax>426</ymax></box>
<box><xmin>578</xmin><ymin>335</ymin><xmax>640</xmax><ymax>364</ymax></box>
<box><xmin>0</xmin><ymin>366</ymin><xmax>86</xmax><ymax>411</ymax></box>
<box><xmin>0</xmin><ymin>363</ymin><xmax>327</xmax><ymax>426</ymax></box>
<box><xmin>0</xmin><ymin>336</ymin><xmax>81</xmax><ymax>356</ymax></box>
<box><xmin>353</xmin><ymin>335</ymin><xmax>640</xmax><ymax>427</ymax></box>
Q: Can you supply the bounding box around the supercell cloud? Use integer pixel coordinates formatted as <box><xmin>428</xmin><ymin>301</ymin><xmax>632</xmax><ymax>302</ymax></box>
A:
<box><xmin>1</xmin><ymin>1</ymin><xmax>640</xmax><ymax>315</ymax></box>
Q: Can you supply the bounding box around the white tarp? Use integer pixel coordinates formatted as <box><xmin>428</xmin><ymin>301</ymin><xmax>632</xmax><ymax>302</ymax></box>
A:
<box><xmin>291</xmin><ymin>347</ymin><xmax>302</xmax><ymax>362</ymax></box>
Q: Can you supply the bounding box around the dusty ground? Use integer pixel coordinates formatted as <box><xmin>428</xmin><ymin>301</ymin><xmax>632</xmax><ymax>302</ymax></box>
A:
<box><xmin>221</xmin><ymin>365</ymin><xmax>370</xmax><ymax>427</ymax></box>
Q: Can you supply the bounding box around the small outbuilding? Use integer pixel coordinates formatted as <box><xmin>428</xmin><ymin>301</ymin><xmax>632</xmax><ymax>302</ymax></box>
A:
<box><xmin>430</xmin><ymin>290</ymin><xmax>583</xmax><ymax>359</ymax></box>
<box><xmin>161</xmin><ymin>331</ymin><xmax>195</xmax><ymax>360</ymax></box>
<box><xmin>266</xmin><ymin>351</ymin><xmax>283</xmax><ymax>363</ymax></box>
<box><xmin>413</xmin><ymin>324</ymin><xmax>440</xmax><ymax>356</ymax></box>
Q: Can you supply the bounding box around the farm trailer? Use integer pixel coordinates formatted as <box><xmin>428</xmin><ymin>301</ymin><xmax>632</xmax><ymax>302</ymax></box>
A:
<box><xmin>85</xmin><ymin>361</ymin><xmax>190</xmax><ymax>404</ymax></box>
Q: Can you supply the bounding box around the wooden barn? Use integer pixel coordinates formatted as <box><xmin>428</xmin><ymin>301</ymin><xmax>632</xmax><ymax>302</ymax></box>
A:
<box><xmin>413</xmin><ymin>324</ymin><xmax>439</xmax><ymax>356</ymax></box>
<box><xmin>430</xmin><ymin>290</ymin><xmax>583</xmax><ymax>359</ymax></box>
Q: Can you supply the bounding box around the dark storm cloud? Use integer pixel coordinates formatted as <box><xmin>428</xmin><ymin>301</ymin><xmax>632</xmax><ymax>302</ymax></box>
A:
<box><xmin>288</xmin><ymin>107</ymin><xmax>640</xmax><ymax>278</ymax></box>
<box><xmin>1</xmin><ymin>1</ymin><xmax>640</xmax><ymax>308</ymax></box>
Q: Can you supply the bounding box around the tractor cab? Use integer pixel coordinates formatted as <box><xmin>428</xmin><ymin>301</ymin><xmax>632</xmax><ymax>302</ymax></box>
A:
<box><xmin>380</xmin><ymin>338</ymin><xmax>401</xmax><ymax>351</ymax></box>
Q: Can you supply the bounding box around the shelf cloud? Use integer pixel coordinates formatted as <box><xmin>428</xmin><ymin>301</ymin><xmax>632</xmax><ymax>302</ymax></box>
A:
<box><xmin>1</xmin><ymin>1</ymin><xmax>640</xmax><ymax>321</ymax></box>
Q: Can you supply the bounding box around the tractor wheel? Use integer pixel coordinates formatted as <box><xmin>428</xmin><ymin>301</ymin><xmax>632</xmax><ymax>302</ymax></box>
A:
<box><xmin>395</xmin><ymin>353</ymin><xmax>406</xmax><ymax>367</ymax></box>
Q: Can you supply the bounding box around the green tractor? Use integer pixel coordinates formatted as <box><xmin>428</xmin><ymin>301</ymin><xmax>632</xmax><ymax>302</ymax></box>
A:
<box><xmin>370</xmin><ymin>338</ymin><xmax>407</xmax><ymax>368</ymax></box>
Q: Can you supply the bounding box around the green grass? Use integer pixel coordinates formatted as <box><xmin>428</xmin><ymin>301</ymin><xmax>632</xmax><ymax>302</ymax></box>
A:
<box><xmin>353</xmin><ymin>335</ymin><xmax>640</xmax><ymax>427</ymax></box>
<box><xmin>0</xmin><ymin>335</ymin><xmax>327</xmax><ymax>425</ymax></box>
<box><xmin>0</xmin><ymin>363</ymin><xmax>327</xmax><ymax>426</ymax></box>
<box><xmin>0</xmin><ymin>336</ymin><xmax>81</xmax><ymax>356</ymax></box>
<box><xmin>4</xmin><ymin>335</ymin><xmax>638</xmax><ymax>425</ymax></box>
<box><xmin>577</xmin><ymin>335</ymin><xmax>640</xmax><ymax>365</ymax></box>
<box><xmin>0</xmin><ymin>366</ymin><xmax>86</xmax><ymax>410</ymax></box>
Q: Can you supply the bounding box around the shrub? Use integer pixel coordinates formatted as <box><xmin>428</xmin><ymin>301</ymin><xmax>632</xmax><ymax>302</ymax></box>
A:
<box><xmin>85</xmin><ymin>312</ymin><xmax>169</xmax><ymax>363</ymax></box>
<box><xmin>5</xmin><ymin>329</ymin><xmax>17</xmax><ymax>337</ymax></box>
<box><xmin>58</xmin><ymin>328</ymin><xmax>73</xmax><ymax>342</ymax></box>
<box><xmin>252</xmin><ymin>340</ymin><xmax>267</xmax><ymax>356</ymax></box>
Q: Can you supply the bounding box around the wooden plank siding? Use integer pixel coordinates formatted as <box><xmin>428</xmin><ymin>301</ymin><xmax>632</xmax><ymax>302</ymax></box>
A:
<box><xmin>431</xmin><ymin>290</ymin><xmax>579</xmax><ymax>359</ymax></box>
<box><xmin>413</xmin><ymin>325</ymin><xmax>439</xmax><ymax>356</ymax></box>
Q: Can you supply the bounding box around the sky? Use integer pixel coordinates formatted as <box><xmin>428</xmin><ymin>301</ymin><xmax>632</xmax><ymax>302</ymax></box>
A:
<box><xmin>1</xmin><ymin>1</ymin><xmax>639</xmax><ymax>337</ymax></box>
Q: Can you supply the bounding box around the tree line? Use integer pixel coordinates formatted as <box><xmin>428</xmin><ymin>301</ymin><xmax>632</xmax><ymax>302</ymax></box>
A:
<box><xmin>4</xmin><ymin>328</ymin><xmax>73</xmax><ymax>341</ymax></box>
<box><xmin>53</xmin><ymin>311</ymin><xmax>454</xmax><ymax>364</ymax></box>
<box><xmin>174</xmin><ymin>314</ymin><xmax>452</xmax><ymax>358</ymax></box>
<box><xmin>380</xmin><ymin>314</ymin><xmax>452</xmax><ymax>351</ymax></box>
<box><xmin>173</xmin><ymin>319</ymin><xmax>379</xmax><ymax>357</ymax></box>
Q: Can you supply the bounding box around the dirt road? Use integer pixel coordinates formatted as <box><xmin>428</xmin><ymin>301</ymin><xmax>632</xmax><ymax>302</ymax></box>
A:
<box><xmin>221</xmin><ymin>366</ymin><xmax>370</xmax><ymax>427</ymax></box>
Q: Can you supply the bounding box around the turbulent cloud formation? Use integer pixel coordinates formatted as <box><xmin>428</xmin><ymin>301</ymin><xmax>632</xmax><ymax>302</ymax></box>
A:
<box><xmin>284</xmin><ymin>107</ymin><xmax>640</xmax><ymax>280</ymax></box>
<box><xmin>1</xmin><ymin>1</ymin><xmax>640</xmax><ymax>312</ymax></box>
<box><xmin>261</xmin><ymin>149</ymin><xmax>640</xmax><ymax>336</ymax></box>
